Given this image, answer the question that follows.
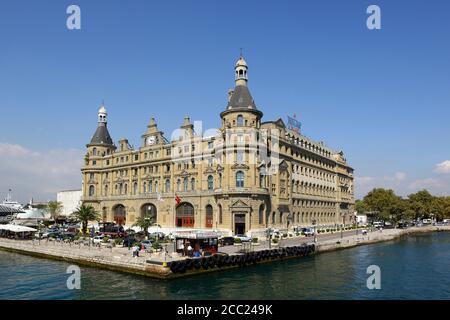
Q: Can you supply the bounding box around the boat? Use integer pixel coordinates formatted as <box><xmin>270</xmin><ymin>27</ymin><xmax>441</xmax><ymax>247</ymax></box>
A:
<box><xmin>2</xmin><ymin>189</ymin><xmax>24</xmax><ymax>211</ymax></box>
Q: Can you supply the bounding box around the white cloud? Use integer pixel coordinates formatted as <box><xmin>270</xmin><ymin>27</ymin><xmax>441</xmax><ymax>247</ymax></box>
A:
<box><xmin>356</xmin><ymin>166</ymin><xmax>450</xmax><ymax>199</ymax></box>
<box><xmin>355</xmin><ymin>171</ymin><xmax>407</xmax><ymax>198</ymax></box>
<box><xmin>434</xmin><ymin>160</ymin><xmax>450</xmax><ymax>174</ymax></box>
<box><xmin>0</xmin><ymin>143</ymin><xmax>84</xmax><ymax>204</ymax></box>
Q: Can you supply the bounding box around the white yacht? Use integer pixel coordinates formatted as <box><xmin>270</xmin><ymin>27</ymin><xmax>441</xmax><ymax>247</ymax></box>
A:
<box><xmin>2</xmin><ymin>189</ymin><xmax>24</xmax><ymax>210</ymax></box>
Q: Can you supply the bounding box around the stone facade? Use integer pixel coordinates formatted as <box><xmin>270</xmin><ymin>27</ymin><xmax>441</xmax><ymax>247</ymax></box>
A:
<box><xmin>81</xmin><ymin>56</ymin><xmax>355</xmax><ymax>236</ymax></box>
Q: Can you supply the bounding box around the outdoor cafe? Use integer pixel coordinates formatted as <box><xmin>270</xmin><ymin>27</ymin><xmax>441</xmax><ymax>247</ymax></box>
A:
<box><xmin>174</xmin><ymin>231</ymin><xmax>219</xmax><ymax>257</ymax></box>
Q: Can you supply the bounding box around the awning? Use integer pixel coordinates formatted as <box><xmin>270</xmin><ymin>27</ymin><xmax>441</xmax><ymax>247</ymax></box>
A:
<box><xmin>0</xmin><ymin>224</ymin><xmax>37</xmax><ymax>233</ymax></box>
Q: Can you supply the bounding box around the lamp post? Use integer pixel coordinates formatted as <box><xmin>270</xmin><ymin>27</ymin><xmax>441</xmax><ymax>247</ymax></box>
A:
<box><xmin>312</xmin><ymin>219</ymin><xmax>317</xmax><ymax>243</ymax></box>
<box><xmin>341</xmin><ymin>214</ymin><xmax>346</xmax><ymax>239</ymax></box>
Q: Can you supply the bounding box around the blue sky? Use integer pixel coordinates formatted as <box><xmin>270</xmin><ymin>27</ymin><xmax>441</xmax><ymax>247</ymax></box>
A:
<box><xmin>0</xmin><ymin>0</ymin><xmax>449</xmax><ymax>203</ymax></box>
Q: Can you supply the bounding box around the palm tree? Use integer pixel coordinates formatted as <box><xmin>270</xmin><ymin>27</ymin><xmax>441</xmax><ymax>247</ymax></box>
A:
<box><xmin>133</xmin><ymin>213</ymin><xmax>156</xmax><ymax>239</ymax></box>
<box><xmin>47</xmin><ymin>201</ymin><xmax>63</xmax><ymax>221</ymax></box>
<box><xmin>72</xmin><ymin>204</ymin><xmax>100</xmax><ymax>235</ymax></box>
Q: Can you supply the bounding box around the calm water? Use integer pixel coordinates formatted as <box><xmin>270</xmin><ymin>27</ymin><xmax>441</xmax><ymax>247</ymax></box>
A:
<box><xmin>1</xmin><ymin>232</ymin><xmax>450</xmax><ymax>300</ymax></box>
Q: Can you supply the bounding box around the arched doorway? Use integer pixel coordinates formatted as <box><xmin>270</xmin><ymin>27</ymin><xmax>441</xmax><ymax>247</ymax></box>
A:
<box><xmin>113</xmin><ymin>204</ymin><xmax>126</xmax><ymax>226</ymax></box>
<box><xmin>141</xmin><ymin>203</ymin><xmax>157</xmax><ymax>223</ymax></box>
<box><xmin>205</xmin><ymin>205</ymin><xmax>213</xmax><ymax>228</ymax></box>
<box><xmin>176</xmin><ymin>202</ymin><xmax>194</xmax><ymax>228</ymax></box>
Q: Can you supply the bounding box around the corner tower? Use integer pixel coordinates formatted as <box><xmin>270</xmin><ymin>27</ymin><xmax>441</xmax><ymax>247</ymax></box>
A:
<box><xmin>220</xmin><ymin>55</ymin><xmax>263</xmax><ymax>129</ymax></box>
<box><xmin>86</xmin><ymin>104</ymin><xmax>116</xmax><ymax>156</ymax></box>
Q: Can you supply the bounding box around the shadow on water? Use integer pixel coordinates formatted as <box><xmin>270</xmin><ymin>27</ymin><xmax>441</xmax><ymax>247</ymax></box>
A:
<box><xmin>1</xmin><ymin>232</ymin><xmax>450</xmax><ymax>299</ymax></box>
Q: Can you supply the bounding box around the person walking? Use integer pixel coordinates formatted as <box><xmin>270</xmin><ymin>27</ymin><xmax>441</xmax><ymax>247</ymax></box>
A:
<box><xmin>187</xmin><ymin>244</ymin><xmax>193</xmax><ymax>257</ymax></box>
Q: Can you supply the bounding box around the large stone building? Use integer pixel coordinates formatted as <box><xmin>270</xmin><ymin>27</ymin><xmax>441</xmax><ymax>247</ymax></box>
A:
<box><xmin>81</xmin><ymin>56</ymin><xmax>354</xmax><ymax>236</ymax></box>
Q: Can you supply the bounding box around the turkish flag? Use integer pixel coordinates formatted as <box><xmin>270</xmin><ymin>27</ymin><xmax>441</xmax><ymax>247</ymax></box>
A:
<box><xmin>175</xmin><ymin>195</ymin><xmax>181</xmax><ymax>205</ymax></box>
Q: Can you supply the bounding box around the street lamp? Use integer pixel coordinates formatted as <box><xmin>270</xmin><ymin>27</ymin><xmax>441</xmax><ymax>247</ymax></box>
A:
<box><xmin>312</xmin><ymin>219</ymin><xmax>317</xmax><ymax>243</ymax></box>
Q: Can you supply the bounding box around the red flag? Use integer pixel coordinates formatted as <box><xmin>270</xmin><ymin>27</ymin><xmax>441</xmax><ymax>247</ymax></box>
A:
<box><xmin>175</xmin><ymin>195</ymin><xmax>181</xmax><ymax>205</ymax></box>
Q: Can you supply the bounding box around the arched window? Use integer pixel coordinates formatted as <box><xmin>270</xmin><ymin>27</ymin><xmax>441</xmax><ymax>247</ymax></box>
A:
<box><xmin>236</xmin><ymin>171</ymin><xmax>244</xmax><ymax>188</ymax></box>
<box><xmin>191</xmin><ymin>178</ymin><xmax>195</xmax><ymax>191</ymax></box>
<box><xmin>155</xmin><ymin>181</ymin><xmax>159</xmax><ymax>193</ymax></box>
<box><xmin>218</xmin><ymin>173</ymin><xmax>222</xmax><ymax>188</ymax></box>
<box><xmin>148</xmin><ymin>180</ymin><xmax>153</xmax><ymax>193</ymax></box>
<box><xmin>133</xmin><ymin>182</ymin><xmax>137</xmax><ymax>195</ymax></box>
<box><xmin>218</xmin><ymin>204</ymin><xmax>223</xmax><ymax>224</ymax></box>
<box><xmin>165</xmin><ymin>179</ymin><xmax>170</xmax><ymax>193</ymax></box>
<box><xmin>237</xmin><ymin>115</ymin><xmax>244</xmax><ymax>127</ymax></box>
<box><xmin>124</xmin><ymin>184</ymin><xmax>128</xmax><ymax>194</ymax></box>
<box><xmin>92</xmin><ymin>148</ymin><xmax>97</xmax><ymax>156</ymax></box>
<box><xmin>104</xmin><ymin>185</ymin><xmax>108</xmax><ymax>196</ymax></box>
<box><xmin>183</xmin><ymin>177</ymin><xmax>188</xmax><ymax>191</ymax></box>
<box><xmin>207</xmin><ymin>175</ymin><xmax>214</xmax><ymax>190</ymax></box>
<box><xmin>143</xmin><ymin>182</ymin><xmax>147</xmax><ymax>193</ymax></box>
<box><xmin>259</xmin><ymin>205</ymin><xmax>264</xmax><ymax>225</ymax></box>
<box><xmin>89</xmin><ymin>185</ymin><xmax>95</xmax><ymax>197</ymax></box>
<box><xmin>119</xmin><ymin>183</ymin><xmax>123</xmax><ymax>195</ymax></box>
<box><xmin>177</xmin><ymin>179</ymin><xmax>181</xmax><ymax>192</ymax></box>
<box><xmin>205</xmin><ymin>205</ymin><xmax>213</xmax><ymax>228</ymax></box>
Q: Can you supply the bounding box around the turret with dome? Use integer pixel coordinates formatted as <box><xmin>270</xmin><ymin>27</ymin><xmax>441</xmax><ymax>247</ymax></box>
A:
<box><xmin>221</xmin><ymin>54</ymin><xmax>263</xmax><ymax>130</ymax></box>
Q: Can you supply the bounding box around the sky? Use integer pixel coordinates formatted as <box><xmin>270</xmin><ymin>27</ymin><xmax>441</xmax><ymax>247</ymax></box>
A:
<box><xmin>0</xmin><ymin>0</ymin><xmax>449</xmax><ymax>203</ymax></box>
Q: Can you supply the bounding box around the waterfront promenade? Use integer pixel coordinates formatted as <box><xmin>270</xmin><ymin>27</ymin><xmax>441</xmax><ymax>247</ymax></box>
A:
<box><xmin>1</xmin><ymin>226</ymin><xmax>449</xmax><ymax>279</ymax></box>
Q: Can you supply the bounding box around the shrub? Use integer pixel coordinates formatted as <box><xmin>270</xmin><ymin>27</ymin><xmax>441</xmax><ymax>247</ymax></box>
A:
<box><xmin>282</xmin><ymin>233</ymin><xmax>288</xmax><ymax>238</ymax></box>
<box><xmin>274</xmin><ymin>235</ymin><xmax>280</xmax><ymax>239</ymax></box>
<box><xmin>272</xmin><ymin>238</ymin><xmax>279</xmax><ymax>244</ymax></box>
<box><xmin>234</xmin><ymin>237</ymin><xmax>242</xmax><ymax>244</ymax></box>
<box><xmin>114</xmin><ymin>238</ymin><xmax>123</xmax><ymax>245</ymax></box>
<box><xmin>289</xmin><ymin>234</ymin><xmax>293</xmax><ymax>238</ymax></box>
<box><xmin>252</xmin><ymin>237</ymin><xmax>258</xmax><ymax>243</ymax></box>
<box><xmin>295</xmin><ymin>232</ymin><xmax>300</xmax><ymax>236</ymax></box>
<box><xmin>102</xmin><ymin>236</ymin><xmax>110</xmax><ymax>243</ymax></box>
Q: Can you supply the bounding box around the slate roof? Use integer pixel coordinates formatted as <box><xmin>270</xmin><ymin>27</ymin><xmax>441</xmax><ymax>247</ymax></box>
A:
<box><xmin>89</xmin><ymin>124</ymin><xmax>114</xmax><ymax>146</ymax></box>
<box><xmin>227</xmin><ymin>85</ymin><xmax>257</xmax><ymax>110</ymax></box>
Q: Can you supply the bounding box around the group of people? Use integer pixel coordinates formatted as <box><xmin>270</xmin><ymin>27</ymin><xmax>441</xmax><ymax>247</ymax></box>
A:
<box><xmin>179</xmin><ymin>242</ymin><xmax>203</xmax><ymax>258</ymax></box>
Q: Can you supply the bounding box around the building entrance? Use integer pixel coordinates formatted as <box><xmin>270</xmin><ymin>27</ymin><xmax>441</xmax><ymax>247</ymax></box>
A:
<box><xmin>234</xmin><ymin>214</ymin><xmax>246</xmax><ymax>235</ymax></box>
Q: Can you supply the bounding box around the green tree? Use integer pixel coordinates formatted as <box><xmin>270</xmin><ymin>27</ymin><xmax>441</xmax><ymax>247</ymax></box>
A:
<box><xmin>133</xmin><ymin>213</ymin><xmax>156</xmax><ymax>239</ymax></box>
<box><xmin>408</xmin><ymin>190</ymin><xmax>435</xmax><ymax>219</ymax></box>
<box><xmin>47</xmin><ymin>201</ymin><xmax>63</xmax><ymax>220</ymax></box>
<box><xmin>355</xmin><ymin>199</ymin><xmax>369</xmax><ymax>214</ymax></box>
<box><xmin>72</xmin><ymin>204</ymin><xmax>100</xmax><ymax>235</ymax></box>
<box><xmin>363</xmin><ymin>188</ymin><xmax>403</xmax><ymax>221</ymax></box>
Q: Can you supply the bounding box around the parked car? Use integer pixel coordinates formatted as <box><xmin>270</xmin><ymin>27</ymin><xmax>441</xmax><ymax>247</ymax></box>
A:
<box><xmin>42</xmin><ymin>231</ymin><xmax>61</xmax><ymax>239</ymax></box>
<box><xmin>149</xmin><ymin>232</ymin><xmax>165</xmax><ymax>240</ymax></box>
<box><xmin>301</xmin><ymin>228</ymin><xmax>315</xmax><ymax>236</ymax></box>
<box><xmin>92</xmin><ymin>235</ymin><xmax>105</xmax><ymax>244</ymax></box>
<box><xmin>234</xmin><ymin>235</ymin><xmax>252</xmax><ymax>242</ymax></box>
<box><xmin>219</xmin><ymin>236</ymin><xmax>235</xmax><ymax>246</ymax></box>
<box><xmin>397</xmin><ymin>222</ymin><xmax>409</xmax><ymax>229</ymax></box>
<box><xmin>58</xmin><ymin>231</ymin><xmax>77</xmax><ymax>240</ymax></box>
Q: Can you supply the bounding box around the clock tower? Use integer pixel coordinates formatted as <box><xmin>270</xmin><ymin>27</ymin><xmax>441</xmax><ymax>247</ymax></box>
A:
<box><xmin>141</xmin><ymin>117</ymin><xmax>164</xmax><ymax>147</ymax></box>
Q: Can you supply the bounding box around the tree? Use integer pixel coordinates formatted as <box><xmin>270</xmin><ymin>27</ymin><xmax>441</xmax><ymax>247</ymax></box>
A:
<box><xmin>72</xmin><ymin>204</ymin><xmax>100</xmax><ymax>235</ymax></box>
<box><xmin>355</xmin><ymin>199</ymin><xmax>369</xmax><ymax>214</ymax></box>
<box><xmin>47</xmin><ymin>201</ymin><xmax>63</xmax><ymax>220</ymax></box>
<box><xmin>133</xmin><ymin>213</ymin><xmax>156</xmax><ymax>239</ymax></box>
<box><xmin>408</xmin><ymin>190</ymin><xmax>435</xmax><ymax>219</ymax></box>
<box><xmin>363</xmin><ymin>188</ymin><xmax>403</xmax><ymax>221</ymax></box>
